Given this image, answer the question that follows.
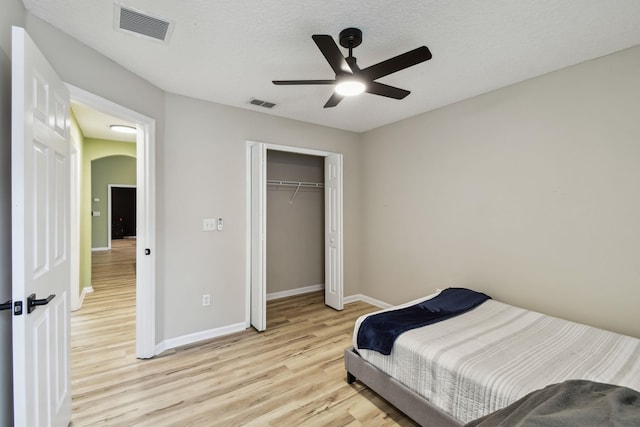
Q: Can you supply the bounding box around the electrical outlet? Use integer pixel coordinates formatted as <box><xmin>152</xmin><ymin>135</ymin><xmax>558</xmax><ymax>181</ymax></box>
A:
<box><xmin>202</xmin><ymin>294</ymin><xmax>211</xmax><ymax>306</ymax></box>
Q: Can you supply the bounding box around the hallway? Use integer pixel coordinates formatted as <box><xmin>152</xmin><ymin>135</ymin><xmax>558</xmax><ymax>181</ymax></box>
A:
<box><xmin>70</xmin><ymin>239</ymin><xmax>137</xmax><ymax>422</ymax></box>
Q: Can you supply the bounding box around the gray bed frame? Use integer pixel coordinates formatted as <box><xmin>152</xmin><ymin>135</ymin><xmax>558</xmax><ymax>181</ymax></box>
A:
<box><xmin>344</xmin><ymin>347</ymin><xmax>463</xmax><ymax>427</ymax></box>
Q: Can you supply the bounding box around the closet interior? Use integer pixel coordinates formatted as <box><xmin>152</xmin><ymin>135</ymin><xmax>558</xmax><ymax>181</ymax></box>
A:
<box><xmin>266</xmin><ymin>150</ymin><xmax>325</xmax><ymax>299</ymax></box>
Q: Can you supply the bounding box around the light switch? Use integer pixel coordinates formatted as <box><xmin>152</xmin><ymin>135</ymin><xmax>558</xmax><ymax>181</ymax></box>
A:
<box><xmin>92</xmin><ymin>211</ymin><xmax>101</xmax><ymax>217</ymax></box>
<box><xmin>202</xmin><ymin>219</ymin><xmax>216</xmax><ymax>231</ymax></box>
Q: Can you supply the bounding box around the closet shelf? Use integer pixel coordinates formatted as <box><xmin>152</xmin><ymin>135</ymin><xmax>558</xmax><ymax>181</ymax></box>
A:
<box><xmin>267</xmin><ymin>180</ymin><xmax>324</xmax><ymax>203</ymax></box>
<box><xmin>266</xmin><ymin>179</ymin><xmax>324</xmax><ymax>188</ymax></box>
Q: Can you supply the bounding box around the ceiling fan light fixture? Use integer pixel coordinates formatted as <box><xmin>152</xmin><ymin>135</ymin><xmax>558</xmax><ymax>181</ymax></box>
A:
<box><xmin>110</xmin><ymin>124</ymin><xmax>137</xmax><ymax>134</ymax></box>
<box><xmin>335</xmin><ymin>79</ymin><xmax>365</xmax><ymax>96</ymax></box>
<box><xmin>273</xmin><ymin>28</ymin><xmax>431</xmax><ymax>107</ymax></box>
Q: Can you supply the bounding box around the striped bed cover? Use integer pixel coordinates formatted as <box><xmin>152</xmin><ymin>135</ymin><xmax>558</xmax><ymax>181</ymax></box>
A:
<box><xmin>353</xmin><ymin>298</ymin><xmax>640</xmax><ymax>423</ymax></box>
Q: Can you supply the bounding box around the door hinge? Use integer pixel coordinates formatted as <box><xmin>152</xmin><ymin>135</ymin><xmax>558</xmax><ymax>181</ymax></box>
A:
<box><xmin>14</xmin><ymin>301</ymin><xmax>23</xmax><ymax>316</ymax></box>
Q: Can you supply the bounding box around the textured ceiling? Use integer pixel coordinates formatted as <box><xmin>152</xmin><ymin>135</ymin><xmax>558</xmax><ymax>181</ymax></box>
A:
<box><xmin>23</xmin><ymin>0</ymin><xmax>640</xmax><ymax>133</ymax></box>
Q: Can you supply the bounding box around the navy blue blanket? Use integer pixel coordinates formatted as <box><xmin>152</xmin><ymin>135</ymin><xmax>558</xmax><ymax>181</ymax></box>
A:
<box><xmin>357</xmin><ymin>288</ymin><xmax>491</xmax><ymax>355</ymax></box>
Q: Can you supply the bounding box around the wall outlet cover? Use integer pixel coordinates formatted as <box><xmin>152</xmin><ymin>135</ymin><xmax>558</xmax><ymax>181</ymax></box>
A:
<box><xmin>202</xmin><ymin>219</ymin><xmax>216</xmax><ymax>231</ymax></box>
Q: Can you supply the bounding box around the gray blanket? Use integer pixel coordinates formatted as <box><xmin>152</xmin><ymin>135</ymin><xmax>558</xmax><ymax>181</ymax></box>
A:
<box><xmin>465</xmin><ymin>380</ymin><xmax>640</xmax><ymax>427</ymax></box>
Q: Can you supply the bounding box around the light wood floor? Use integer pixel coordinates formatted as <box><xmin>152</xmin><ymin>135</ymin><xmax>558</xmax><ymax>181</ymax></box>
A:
<box><xmin>71</xmin><ymin>239</ymin><xmax>417</xmax><ymax>426</ymax></box>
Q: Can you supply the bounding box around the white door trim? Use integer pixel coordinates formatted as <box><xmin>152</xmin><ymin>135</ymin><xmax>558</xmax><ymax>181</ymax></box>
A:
<box><xmin>66</xmin><ymin>84</ymin><xmax>157</xmax><ymax>359</ymax></box>
<box><xmin>245</xmin><ymin>141</ymin><xmax>344</xmax><ymax>328</ymax></box>
<box><xmin>107</xmin><ymin>184</ymin><xmax>137</xmax><ymax>250</ymax></box>
<box><xmin>70</xmin><ymin>147</ymin><xmax>81</xmax><ymax>311</ymax></box>
<box><xmin>249</xmin><ymin>143</ymin><xmax>266</xmax><ymax>331</ymax></box>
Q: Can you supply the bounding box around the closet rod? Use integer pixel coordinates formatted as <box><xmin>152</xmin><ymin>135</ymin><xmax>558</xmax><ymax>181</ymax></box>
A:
<box><xmin>266</xmin><ymin>179</ymin><xmax>324</xmax><ymax>188</ymax></box>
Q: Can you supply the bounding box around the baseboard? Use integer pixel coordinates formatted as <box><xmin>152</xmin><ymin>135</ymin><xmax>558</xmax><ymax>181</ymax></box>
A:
<box><xmin>266</xmin><ymin>284</ymin><xmax>324</xmax><ymax>301</ymax></box>
<box><xmin>77</xmin><ymin>286</ymin><xmax>94</xmax><ymax>309</ymax></box>
<box><xmin>344</xmin><ymin>294</ymin><xmax>392</xmax><ymax>309</ymax></box>
<box><xmin>154</xmin><ymin>295</ymin><xmax>388</xmax><ymax>355</ymax></box>
<box><xmin>155</xmin><ymin>322</ymin><xmax>246</xmax><ymax>355</ymax></box>
<box><xmin>91</xmin><ymin>247</ymin><xmax>108</xmax><ymax>252</ymax></box>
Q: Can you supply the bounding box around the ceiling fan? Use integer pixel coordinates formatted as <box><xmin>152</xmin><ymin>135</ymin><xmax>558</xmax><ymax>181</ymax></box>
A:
<box><xmin>272</xmin><ymin>28</ymin><xmax>432</xmax><ymax>108</ymax></box>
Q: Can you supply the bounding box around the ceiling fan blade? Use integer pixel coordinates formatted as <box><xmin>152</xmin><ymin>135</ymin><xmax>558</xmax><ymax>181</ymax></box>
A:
<box><xmin>312</xmin><ymin>34</ymin><xmax>352</xmax><ymax>74</ymax></box>
<box><xmin>365</xmin><ymin>81</ymin><xmax>410</xmax><ymax>99</ymax></box>
<box><xmin>323</xmin><ymin>92</ymin><xmax>343</xmax><ymax>108</ymax></box>
<box><xmin>361</xmin><ymin>46</ymin><xmax>432</xmax><ymax>80</ymax></box>
<box><xmin>272</xmin><ymin>79</ymin><xmax>335</xmax><ymax>85</ymax></box>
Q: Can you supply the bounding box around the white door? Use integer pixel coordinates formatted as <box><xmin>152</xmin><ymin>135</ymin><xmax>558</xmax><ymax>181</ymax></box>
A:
<box><xmin>250</xmin><ymin>143</ymin><xmax>266</xmax><ymax>331</ymax></box>
<box><xmin>11</xmin><ymin>26</ymin><xmax>72</xmax><ymax>427</ymax></box>
<box><xmin>324</xmin><ymin>154</ymin><xmax>343</xmax><ymax>310</ymax></box>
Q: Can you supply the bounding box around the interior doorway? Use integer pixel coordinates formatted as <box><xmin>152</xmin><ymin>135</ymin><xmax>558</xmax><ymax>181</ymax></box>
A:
<box><xmin>68</xmin><ymin>84</ymin><xmax>156</xmax><ymax>358</ymax></box>
<box><xmin>247</xmin><ymin>141</ymin><xmax>344</xmax><ymax>332</ymax></box>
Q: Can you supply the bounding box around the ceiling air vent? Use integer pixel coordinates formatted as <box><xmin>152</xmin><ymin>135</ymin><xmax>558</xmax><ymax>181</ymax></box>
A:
<box><xmin>249</xmin><ymin>98</ymin><xmax>276</xmax><ymax>109</ymax></box>
<box><xmin>114</xmin><ymin>3</ymin><xmax>174</xmax><ymax>43</ymax></box>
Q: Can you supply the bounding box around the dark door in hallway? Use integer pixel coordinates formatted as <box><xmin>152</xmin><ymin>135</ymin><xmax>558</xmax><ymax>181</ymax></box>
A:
<box><xmin>112</xmin><ymin>187</ymin><xmax>136</xmax><ymax>239</ymax></box>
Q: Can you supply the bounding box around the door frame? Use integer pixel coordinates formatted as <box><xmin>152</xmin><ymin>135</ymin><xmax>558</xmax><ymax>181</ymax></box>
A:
<box><xmin>245</xmin><ymin>141</ymin><xmax>344</xmax><ymax>328</ymax></box>
<box><xmin>69</xmin><ymin>146</ymin><xmax>80</xmax><ymax>311</ymax></box>
<box><xmin>108</xmin><ymin>184</ymin><xmax>137</xmax><ymax>250</ymax></box>
<box><xmin>67</xmin><ymin>84</ymin><xmax>157</xmax><ymax>358</ymax></box>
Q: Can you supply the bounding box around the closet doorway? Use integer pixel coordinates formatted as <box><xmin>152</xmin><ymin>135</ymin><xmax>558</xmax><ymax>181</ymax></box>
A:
<box><xmin>266</xmin><ymin>151</ymin><xmax>324</xmax><ymax>300</ymax></box>
<box><xmin>248</xmin><ymin>142</ymin><xmax>343</xmax><ymax>332</ymax></box>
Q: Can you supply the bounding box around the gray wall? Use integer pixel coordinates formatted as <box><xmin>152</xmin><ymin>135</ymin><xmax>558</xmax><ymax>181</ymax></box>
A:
<box><xmin>24</xmin><ymin>15</ymin><xmax>165</xmax><ymax>131</ymax></box>
<box><xmin>91</xmin><ymin>155</ymin><xmax>136</xmax><ymax>248</ymax></box>
<box><xmin>360</xmin><ymin>46</ymin><xmax>640</xmax><ymax>338</ymax></box>
<box><xmin>266</xmin><ymin>151</ymin><xmax>324</xmax><ymax>294</ymax></box>
<box><xmin>0</xmin><ymin>0</ymin><xmax>26</xmax><ymax>423</ymax></box>
<box><xmin>4</xmin><ymin>13</ymin><xmax>362</xmax><ymax>350</ymax></box>
<box><xmin>161</xmin><ymin>93</ymin><xmax>360</xmax><ymax>340</ymax></box>
<box><xmin>0</xmin><ymin>48</ymin><xmax>14</xmax><ymax>427</ymax></box>
<box><xmin>3</xmin><ymin>11</ymin><xmax>638</xmax><ymax>425</ymax></box>
<box><xmin>21</xmin><ymin>13</ymin><xmax>169</xmax><ymax>339</ymax></box>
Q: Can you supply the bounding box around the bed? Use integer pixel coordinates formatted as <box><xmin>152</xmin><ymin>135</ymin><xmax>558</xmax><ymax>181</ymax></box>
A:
<box><xmin>344</xmin><ymin>289</ymin><xmax>640</xmax><ymax>426</ymax></box>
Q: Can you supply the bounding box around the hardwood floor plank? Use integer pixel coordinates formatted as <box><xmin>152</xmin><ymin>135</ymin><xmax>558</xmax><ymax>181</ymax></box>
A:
<box><xmin>71</xmin><ymin>239</ymin><xmax>417</xmax><ymax>426</ymax></box>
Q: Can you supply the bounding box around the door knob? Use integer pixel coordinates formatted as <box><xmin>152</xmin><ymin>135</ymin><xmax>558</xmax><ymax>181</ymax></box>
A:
<box><xmin>27</xmin><ymin>293</ymin><xmax>55</xmax><ymax>314</ymax></box>
<box><xmin>0</xmin><ymin>300</ymin><xmax>11</xmax><ymax>311</ymax></box>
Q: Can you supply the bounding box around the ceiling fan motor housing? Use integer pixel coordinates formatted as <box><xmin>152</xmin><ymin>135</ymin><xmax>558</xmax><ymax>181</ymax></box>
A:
<box><xmin>339</xmin><ymin>27</ymin><xmax>362</xmax><ymax>49</ymax></box>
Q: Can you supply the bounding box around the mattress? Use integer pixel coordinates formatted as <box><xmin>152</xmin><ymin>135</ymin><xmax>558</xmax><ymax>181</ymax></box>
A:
<box><xmin>353</xmin><ymin>297</ymin><xmax>640</xmax><ymax>423</ymax></box>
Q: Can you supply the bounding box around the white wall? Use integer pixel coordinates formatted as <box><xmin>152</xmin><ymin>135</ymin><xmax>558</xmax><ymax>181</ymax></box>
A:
<box><xmin>0</xmin><ymin>0</ymin><xmax>26</xmax><ymax>423</ymax></box>
<box><xmin>161</xmin><ymin>93</ymin><xmax>360</xmax><ymax>341</ymax></box>
<box><xmin>361</xmin><ymin>46</ymin><xmax>640</xmax><ymax>338</ymax></box>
